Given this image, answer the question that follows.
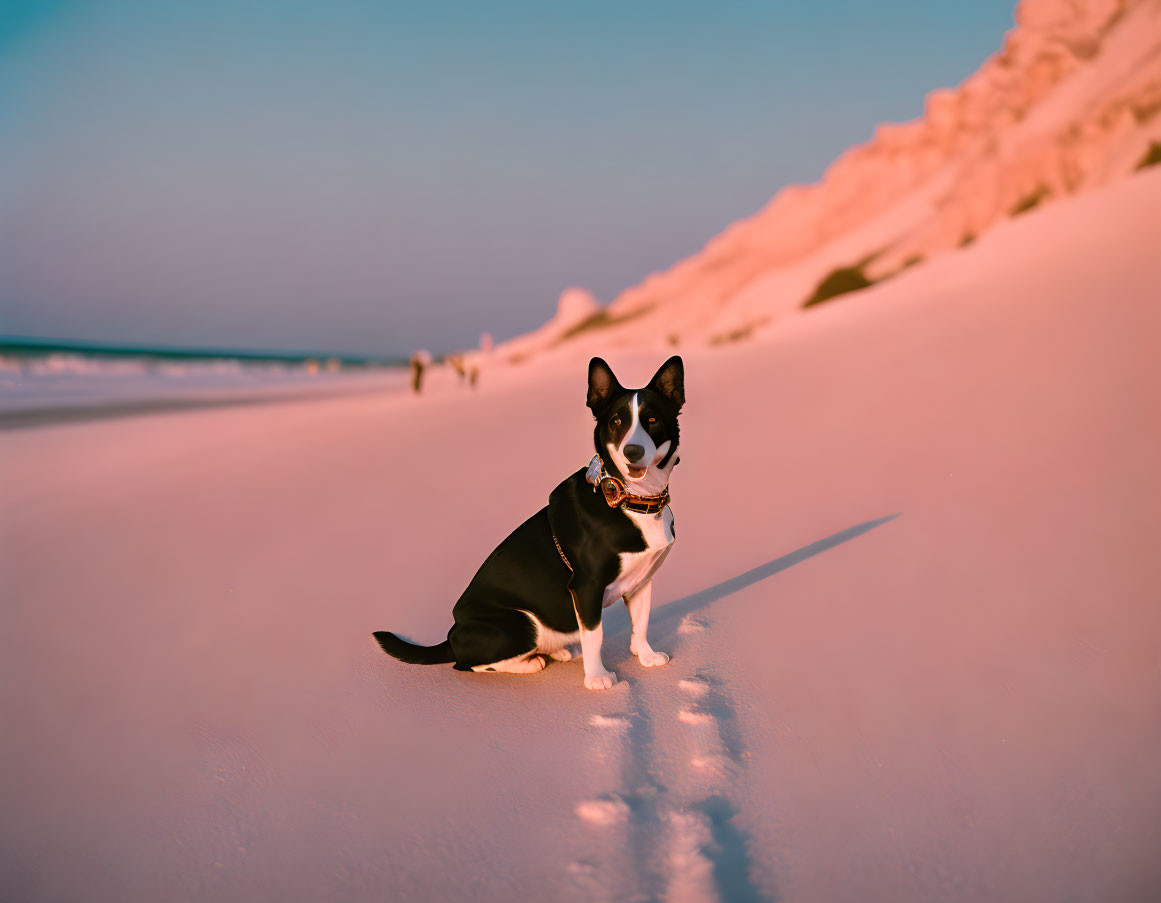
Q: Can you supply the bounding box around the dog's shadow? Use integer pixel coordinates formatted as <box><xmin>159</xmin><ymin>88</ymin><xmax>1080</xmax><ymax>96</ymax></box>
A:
<box><xmin>605</xmin><ymin>513</ymin><xmax>900</xmax><ymax>640</ymax></box>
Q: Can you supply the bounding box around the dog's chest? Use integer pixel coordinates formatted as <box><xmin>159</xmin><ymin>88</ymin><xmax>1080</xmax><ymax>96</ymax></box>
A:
<box><xmin>602</xmin><ymin>506</ymin><xmax>675</xmax><ymax>606</ymax></box>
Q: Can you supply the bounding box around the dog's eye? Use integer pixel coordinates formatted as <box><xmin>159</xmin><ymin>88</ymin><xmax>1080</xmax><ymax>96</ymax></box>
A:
<box><xmin>610</xmin><ymin>415</ymin><xmax>621</xmax><ymax>428</ymax></box>
<box><xmin>648</xmin><ymin>416</ymin><xmax>657</xmax><ymax>424</ymax></box>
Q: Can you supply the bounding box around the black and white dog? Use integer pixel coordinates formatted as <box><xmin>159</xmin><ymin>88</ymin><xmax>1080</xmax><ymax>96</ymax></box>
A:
<box><xmin>374</xmin><ymin>356</ymin><xmax>683</xmax><ymax>690</ymax></box>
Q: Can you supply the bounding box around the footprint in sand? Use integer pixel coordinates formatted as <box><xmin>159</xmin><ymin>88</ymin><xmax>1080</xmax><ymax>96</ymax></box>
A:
<box><xmin>658</xmin><ymin>671</ymin><xmax>762</xmax><ymax>903</ymax></box>
<box><xmin>675</xmin><ymin>677</ymin><xmax>733</xmax><ymax>779</ymax></box>
<box><xmin>574</xmin><ymin>711</ymin><xmax>657</xmax><ymax>822</ymax></box>
<box><xmin>568</xmin><ymin>670</ymin><xmax>753</xmax><ymax>902</ymax></box>
<box><xmin>590</xmin><ymin>713</ymin><xmax>631</xmax><ymax>730</ymax></box>
<box><xmin>678</xmin><ymin>614</ymin><xmax>709</xmax><ymax>635</ymax></box>
<box><xmin>575</xmin><ymin>796</ymin><xmax>631</xmax><ymax>825</ymax></box>
<box><xmin>662</xmin><ymin>806</ymin><xmax>720</xmax><ymax>903</ymax></box>
<box><xmin>571</xmin><ymin>711</ymin><xmax>651</xmax><ymax>902</ymax></box>
<box><xmin>677</xmin><ymin>676</ymin><xmax>710</xmax><ymax>698</ymax></box>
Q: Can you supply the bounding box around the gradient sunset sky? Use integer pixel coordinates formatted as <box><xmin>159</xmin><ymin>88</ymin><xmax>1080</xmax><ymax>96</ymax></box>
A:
<box><xmin>0</xmin><ymin>0</ymin><xmax>1015</xmax><ymax>357</ymax></box>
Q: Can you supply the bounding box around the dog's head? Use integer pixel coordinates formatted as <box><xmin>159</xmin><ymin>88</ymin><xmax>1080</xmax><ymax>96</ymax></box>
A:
<box><xmin>587</xmin><ymin>356</ymin><xmax>684</xmax><ymax>493</ymax></box>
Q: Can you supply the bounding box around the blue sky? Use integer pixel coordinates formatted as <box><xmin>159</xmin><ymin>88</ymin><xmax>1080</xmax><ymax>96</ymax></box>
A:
<box><xmin>0</xmin><ymin>0</ymin><xmax>1015</xmax><ymax>357</ymax></box>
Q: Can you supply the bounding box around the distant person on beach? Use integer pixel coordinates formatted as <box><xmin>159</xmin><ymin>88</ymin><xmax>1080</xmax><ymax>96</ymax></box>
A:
<box><xmin>473</xmin><ymin>332</ymin><xmax>492</xmax><ymax>388</ymax></box>
<box><xmin>445</xmin><ymin>352</ymin><xmax>480</xmax><ymax>389</ymax></box>
<box><xmin>409</xmin><ymin>350</ymin><xmax>431</xmax><ymax>394</ymax></box>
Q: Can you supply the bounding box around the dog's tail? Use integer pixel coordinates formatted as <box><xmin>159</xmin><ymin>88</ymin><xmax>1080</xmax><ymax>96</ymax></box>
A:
<box><xmin>373</xmin><ymin>631</ymin><xmax>455</xmax><ymax>665</ymax></box>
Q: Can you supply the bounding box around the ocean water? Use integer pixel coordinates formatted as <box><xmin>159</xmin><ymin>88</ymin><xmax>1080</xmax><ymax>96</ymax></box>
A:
<box><xmin>0</xmin><ymin>341</ymin><xmax>408</xmax><ymax>422</ymax></box>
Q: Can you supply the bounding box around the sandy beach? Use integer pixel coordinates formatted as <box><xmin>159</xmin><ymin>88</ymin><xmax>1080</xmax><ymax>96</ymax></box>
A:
<box><xmin>2</xmin><ymin>168</ymin><xmax>1158</xmax><ymax>901</ymax></box>
<box><xmin>0</xmin><ymin>366</ymin><xmax>416</xmax><ymax>431</ymax></box>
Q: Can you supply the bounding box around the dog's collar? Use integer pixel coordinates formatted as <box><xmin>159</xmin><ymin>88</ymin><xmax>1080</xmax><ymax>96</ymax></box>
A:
<box><xmin>584</xmin><ymin>455</ymin><xmax>671</xmax><ymax>514</ymax></box>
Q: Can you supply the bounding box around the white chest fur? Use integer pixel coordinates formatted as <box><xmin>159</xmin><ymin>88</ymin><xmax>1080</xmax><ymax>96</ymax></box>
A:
<box><xmin>602</xmin><ymin>506</ymin><xmax>675</xmax><ymax>607</ymax></box>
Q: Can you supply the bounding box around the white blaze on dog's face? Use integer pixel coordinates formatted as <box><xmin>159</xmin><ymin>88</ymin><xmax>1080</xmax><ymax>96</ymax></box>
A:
<box><xmin>606</xmin><ymin>393</ymin><xmax>671</xmax><ymax>490</ymax></box>
<box><xmin>587</xmin><ymin>356</ymin><xmax>684</xmax><ymax>495</ymax></box>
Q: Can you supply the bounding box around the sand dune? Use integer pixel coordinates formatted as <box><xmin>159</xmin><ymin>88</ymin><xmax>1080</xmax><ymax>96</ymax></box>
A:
<box><xmin>1</xmin><ymin>167</ymin><xmax>1158</xmax><ymax>901</ymax></box>
<box><xmin>486</xmin><ymin>0</ymin><xmax>1161</xmax><ymax>364</ymax></box>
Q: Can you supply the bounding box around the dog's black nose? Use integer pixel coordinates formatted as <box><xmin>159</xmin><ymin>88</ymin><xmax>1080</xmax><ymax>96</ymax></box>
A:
<box><xmin>624</xmin><ymin>444</ymin><xmax>645</xmax><ymax>463</ymax></box>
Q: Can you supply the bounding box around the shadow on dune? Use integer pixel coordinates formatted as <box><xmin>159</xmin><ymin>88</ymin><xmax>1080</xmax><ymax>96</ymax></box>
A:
<box><xmin>650</xmin><ymin>513</ymin><xmax>900</xmax><ymax>629</ymax></box>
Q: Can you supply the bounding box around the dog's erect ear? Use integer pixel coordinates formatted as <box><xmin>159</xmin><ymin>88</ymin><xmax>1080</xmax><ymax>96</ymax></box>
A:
<box><xmin>648</xmin><ymin>356</ymin><xmax>684</xmax><ymax>410</ymax></box>
<box><xmin>587</xmin><ymin>357</ymin><xmax>621</xmax><ymax>411</ymax></box>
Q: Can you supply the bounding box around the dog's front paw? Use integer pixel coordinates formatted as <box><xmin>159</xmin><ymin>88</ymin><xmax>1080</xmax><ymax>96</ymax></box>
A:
<box><xmin>584</xmin><ymin>671</ymin><xmax>617</xmax><ymax>691</ymax></box>
<box><xmin>637</xmin><ymin>650</ymin><xmax>670</xmax><ymax>668</ymax></box>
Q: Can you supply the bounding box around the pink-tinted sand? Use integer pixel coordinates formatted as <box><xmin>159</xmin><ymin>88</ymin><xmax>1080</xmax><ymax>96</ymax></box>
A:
<box><xmin>1</xmin><ymin>172</ymin><xmax>1159</xmax><ymax>901</ymax></box>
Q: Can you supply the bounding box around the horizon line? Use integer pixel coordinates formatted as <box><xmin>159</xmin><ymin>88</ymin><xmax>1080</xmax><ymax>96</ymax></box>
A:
<box><xmin>0</xmin><ymin>333</ymin><xmax>408</xmax><ymax>365</ymax></box>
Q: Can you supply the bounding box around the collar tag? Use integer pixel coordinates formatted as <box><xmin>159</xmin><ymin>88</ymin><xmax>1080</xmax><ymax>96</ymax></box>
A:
<box><xmin>585</xmin><ymin>456</ymin><xmax>670</xmax><ymax>513</ymax></box>
<box><xmin>600</xmin><ymin>477</ymin><xmax>626</xmax><ymax>507</ymax></box>
<box><xmin>585</xmin><ymin>454</ymin><xmax>603</xmax><ymax>487</ymax></box>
